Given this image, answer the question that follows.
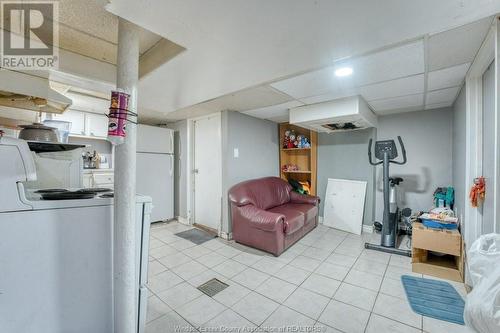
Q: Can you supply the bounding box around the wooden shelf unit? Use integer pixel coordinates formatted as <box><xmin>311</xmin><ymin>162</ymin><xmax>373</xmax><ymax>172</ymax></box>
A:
<box><xmin>279</xmin><ymin>123</ymin><xmax>317</xmax><ymax>195</ymax></box>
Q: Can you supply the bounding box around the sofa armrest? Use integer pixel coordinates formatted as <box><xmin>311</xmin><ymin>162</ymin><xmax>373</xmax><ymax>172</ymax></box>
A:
<box><xmin>290</xmin><ymin>191</ymin><xmax>320</xmax><ymax>206</ymax></box>
<box><xmin>236</xmin><ymin>205</ymin><xmax>285</xmax><ymax>232</ymax></box>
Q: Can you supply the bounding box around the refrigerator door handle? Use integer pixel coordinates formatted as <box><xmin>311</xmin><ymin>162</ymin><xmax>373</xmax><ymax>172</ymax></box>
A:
<box><xmin>169</xmin><ymin>154</ymin><xmax>174</xmax><ymax>177</ymax></box>
<box><xmin>170</xmin><ymin>131</ymin><xmax>174</xmax><ymax>154</ymax></box>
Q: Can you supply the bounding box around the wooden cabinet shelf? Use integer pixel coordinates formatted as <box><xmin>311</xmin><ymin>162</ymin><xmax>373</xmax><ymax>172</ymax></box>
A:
<box><xmin>279</xmin><ymin>123</ymin><xmax>317</xmax><ymax>195</ymax></box>
<box><xmin>281</xmin><ymin>148</ymin><xmax>311</xmax><ymax>151</ymax></box>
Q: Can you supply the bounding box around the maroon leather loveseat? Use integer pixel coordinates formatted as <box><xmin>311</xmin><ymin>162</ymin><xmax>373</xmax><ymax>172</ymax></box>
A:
<box><xmin>228</xmin><ymin>177</ymin><xmax>320</xmax><ymax>256</ymax></box>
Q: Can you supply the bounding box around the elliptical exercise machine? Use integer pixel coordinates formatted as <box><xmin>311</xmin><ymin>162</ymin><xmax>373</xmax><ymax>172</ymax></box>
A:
<box><xmin>365</xmin><ymin>136</ymin><xmax>411</xmax><ymax>257</ymax></box>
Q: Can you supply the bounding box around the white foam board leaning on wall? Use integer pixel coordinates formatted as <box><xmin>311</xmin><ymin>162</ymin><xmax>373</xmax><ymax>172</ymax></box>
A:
<box><xmin>323</xmin><ymin>178</ymin><xmax>367</xmax><ymax>235</ymax></box>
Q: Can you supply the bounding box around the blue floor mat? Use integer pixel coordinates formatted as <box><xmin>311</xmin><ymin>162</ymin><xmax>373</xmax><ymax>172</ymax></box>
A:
<box><xmin>401</xmin><ymin>275</ymin><xmax>465</xmax><ymax>325</ymax></box>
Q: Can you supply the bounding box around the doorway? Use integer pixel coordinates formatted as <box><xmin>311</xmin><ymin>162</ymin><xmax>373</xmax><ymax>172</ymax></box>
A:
<box><xmin>191</xmin><ymin>113</ymin><xmax>222</xmax><ymax>234</ymax></box>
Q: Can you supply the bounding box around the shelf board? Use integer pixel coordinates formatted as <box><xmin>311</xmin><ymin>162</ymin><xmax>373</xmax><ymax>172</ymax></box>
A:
<box><xmin>282</xmin><ymin>170</ymin><xmax>312</xmax><ymax>174</ymax></box>
<box><xmin>281</xmin><ymin>148</ymin><xmax>311</xmax><ymax>151</ymax></box>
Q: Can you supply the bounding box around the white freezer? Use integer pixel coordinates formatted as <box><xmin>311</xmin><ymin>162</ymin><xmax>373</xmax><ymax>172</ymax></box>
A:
<box><xmin>0</xmin><ymin>198</ymin><xmax>152</xmax><ymax>333</ymax></box>
<box><xmin>137</xmin><ymin>124</ymin><xmax>174</xmax><ymax>154</ymax></box>
<box><xmin>137</xmin><ymin>152</ymin><xmax>174</xmax><ymax>222</ymax></box>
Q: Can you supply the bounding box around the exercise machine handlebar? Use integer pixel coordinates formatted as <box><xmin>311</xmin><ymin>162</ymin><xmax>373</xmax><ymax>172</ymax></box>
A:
<box><xmin>368</xmin><ymin>139</ymin><xmax>383</xmax><ymax>166</ymax></box>
<box><xmin>391</xmin><ymin>136</ymin><xmax>407</xmax><ymax>165</ymax></box>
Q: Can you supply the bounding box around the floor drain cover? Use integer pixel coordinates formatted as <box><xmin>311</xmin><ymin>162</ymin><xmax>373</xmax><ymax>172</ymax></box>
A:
<box><xmin>197</xmin><ymin>278</ymin><xmax>229</xmax><ymax>297</ymax></box>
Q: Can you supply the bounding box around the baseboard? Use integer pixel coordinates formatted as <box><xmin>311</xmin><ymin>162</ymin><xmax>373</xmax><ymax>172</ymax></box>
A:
<box><xmin>219</xmin><ymin>231</ymin><xmax>232</xmax><ymax>240</ymax></box>
<box><xmin>176</xmin><ymin>216</ymin><xmax>190</xmax><ymax>226</ymax></box>
<box><xmin>362</xmin><ymin>225</ymin><xmax>374</xmax><ymax>233</ymax></box>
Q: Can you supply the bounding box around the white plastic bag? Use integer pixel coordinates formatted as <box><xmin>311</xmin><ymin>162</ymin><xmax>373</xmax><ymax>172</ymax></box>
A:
<box><xmin>464</xmin><ymin>234</ymin><xmax>500</xmax><ymax>333</ymax></box>
<box><xmin>468</xmin><ymin>234</ymin><xmax>500</xmax><ymax>286</ymax></box>
<box><xmin>464</xmin><ymin>264</ymin><xmax>500</xmax><ymax>333</ymax></box>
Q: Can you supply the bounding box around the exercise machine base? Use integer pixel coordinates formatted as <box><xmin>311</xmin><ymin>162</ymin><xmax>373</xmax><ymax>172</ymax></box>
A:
<box><xmin>364</xmin><ymin>242</ymin><xmax>412</xmax><ymax>257</ymax></box>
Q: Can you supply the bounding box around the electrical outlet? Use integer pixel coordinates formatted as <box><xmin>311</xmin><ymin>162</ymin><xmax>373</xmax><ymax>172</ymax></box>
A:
<box><xmin>233</xmin><ymin>148</ymin><xmax>239</xmax><ymax>158</ymax></box>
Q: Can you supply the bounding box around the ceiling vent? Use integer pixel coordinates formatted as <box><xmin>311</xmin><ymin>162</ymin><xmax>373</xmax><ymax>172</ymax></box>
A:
<box><xmin>289</xmin><ymin>95</ymin><xmax>377</xmax><ymax>133</ymax></box>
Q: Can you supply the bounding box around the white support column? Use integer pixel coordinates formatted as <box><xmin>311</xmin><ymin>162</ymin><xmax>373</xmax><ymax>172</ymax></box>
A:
<box><xmin>114</xmin><ymin>18</ymin><xmax>139</xmax><ymax>333</ymax></box>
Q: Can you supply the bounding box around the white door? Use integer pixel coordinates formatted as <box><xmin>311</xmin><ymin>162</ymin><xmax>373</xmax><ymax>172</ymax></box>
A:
<box><xmin>137</xmin><ymin>153</ymin><xmax>174</xmax><ymax>222</ymax></box>
<box><xmin>481</xmin><ymin>62</ymin><xmax>497</xmax><ymax>234</ymax></box>
<box><xmin>193</xmin><ymin>114</ymin><xmax>222</xmax><ymax>231</ymax></box>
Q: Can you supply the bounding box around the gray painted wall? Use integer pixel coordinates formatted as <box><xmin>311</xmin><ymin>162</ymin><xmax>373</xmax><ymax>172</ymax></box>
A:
<box><xmin>317</xmin><ymin>108</ymin><xmax>453</xmax><ymax>225</ymax></box>
<box><xmin>317</xmin><ymin>129</ymin><xmax>376</xmax><ymax>226</ymax></box>
<box><xmin>166</xmin><ymin>120</ymin><xmax>189</xmax><ymax>219</ymax></box>
<box><xmin>221</xmin><ymin>111</ymin><xmax>279</xmax><ymax>234</ymax></box>
<box><xmin>452</xmin><ymin>86</ymin><xmax>467</xmax><ymax>223</ymax></box>
<box><xmin>375</xmin><ymin>108</ymin><xmax>453</xmax><ymax>221</ymax></box>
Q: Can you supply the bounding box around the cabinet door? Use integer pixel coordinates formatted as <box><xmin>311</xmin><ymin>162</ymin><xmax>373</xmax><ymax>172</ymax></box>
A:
<box><xmin>50</xmin><ymin>110</ymin><xmax>86</xmax><ymax>136</ymax></box>
<box><xmin>82</xmin><ymin>174</ymin><xmax>93</xmax><ymax>188</ymax></box>
<box><xmin>86</xmin><ymin>113</ymin><xmax>109</xmax><ymax>138</ymax></box>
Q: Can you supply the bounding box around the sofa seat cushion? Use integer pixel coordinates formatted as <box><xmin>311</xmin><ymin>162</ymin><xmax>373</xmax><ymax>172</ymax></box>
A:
<box><xmin>285</xmin><ymin>203</ymin><xmax>318</xmax><ymax>223</ymax></box>
<box><xmin>268</xmin><ymin>205</ymin><xmax>305</xmax><ymax>234</ymax></box>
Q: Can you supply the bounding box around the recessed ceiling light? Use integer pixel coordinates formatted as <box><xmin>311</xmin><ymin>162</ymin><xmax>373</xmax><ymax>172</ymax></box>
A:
<box><xmin>335</xmin><ymin>67</ymin><xmax>353</xmax><ymax>77</ymax></box>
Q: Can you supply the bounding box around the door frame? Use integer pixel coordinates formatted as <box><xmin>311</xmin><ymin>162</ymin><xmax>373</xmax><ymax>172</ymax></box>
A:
<box><xmin>464</xmin><ymin>17</ymin><xmax>499</xmax><ymax>253</ymax></box>
<box><xmin>187</xmin><ymin>112</ymin><xmax>222</xmax><ymax>233</ymax></box>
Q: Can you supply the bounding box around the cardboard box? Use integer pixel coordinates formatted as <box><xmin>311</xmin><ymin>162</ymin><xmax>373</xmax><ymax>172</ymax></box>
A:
<box><xmin>412</xmin><ymin>222</ymin><xmax>461</xmax><ymax>256</ymax></box>
<box><xmin>411</xmin><ymin>222</ymin><xmax>464</xmax><ymax>282</ymax></box>
<box><xmin>412</xmin><ymin>247</ymin><xmax>464</xmax><ymax>282</ymax></box>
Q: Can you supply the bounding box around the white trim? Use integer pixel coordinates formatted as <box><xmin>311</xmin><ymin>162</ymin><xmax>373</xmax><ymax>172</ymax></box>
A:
<box><xmin>362</xmin><ymin>225</ymin><xmax>374</xmax><ymax>234</ymax></box>
<box><xmin>187</xmin><ymin>112</ymin><xmax>223</xmax><ymax>232</ymax></box>
<box><xmin>176</xmin><ymin>216</ymin><xmax>190</xmax><ymax>226</ymax></box>
<box><xmin>495</xmin><ymin>18</ymin><xmax>500</xmax><ymax>234</ymax></box>
<box><xmin>464</xmin><ymin>21</ymin><xmax>495</xmax><ymax>252</ymax></box>
<box><xmin>218</xmin><ymin>231</ymin><xmax>232</xmax><ymax>240</ymax></box>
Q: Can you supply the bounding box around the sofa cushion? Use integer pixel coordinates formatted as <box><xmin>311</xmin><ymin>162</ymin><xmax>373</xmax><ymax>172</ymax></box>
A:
<box><xmin>268</xmin><ymin>205</ymin><xmax>305</xmax><ymax>234</ymax></box>
<box><xmin>228</xmin><ymin>177</ymin><xmax>292</xmax><ymax>210</ymax></box>
<box><xmin>285</xmin><ymin>203</ymin><xmax>318</xmax><ymax>223</ymax></box>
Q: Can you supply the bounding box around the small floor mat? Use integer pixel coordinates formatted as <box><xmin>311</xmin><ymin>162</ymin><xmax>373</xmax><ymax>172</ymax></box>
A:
<box><xmin>197</xmin><ymin>278</ymin><xmax>229</xmax><ymax>297</ymax></box>
<box><xmin>175</xmin><ymin>228</ymin><xmax>215</xmax><ymax>245</ymax></box>
<box><xmin>401</xmin><ymin>275</ymin><xmax>465</xmax><ymax>325</ymax></box>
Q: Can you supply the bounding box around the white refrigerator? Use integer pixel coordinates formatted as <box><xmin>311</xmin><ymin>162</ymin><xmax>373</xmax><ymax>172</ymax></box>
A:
<box><xmin>137</xmin><ymin>124</ymin><xmax>175</xmax><ymax>223</ymax></box>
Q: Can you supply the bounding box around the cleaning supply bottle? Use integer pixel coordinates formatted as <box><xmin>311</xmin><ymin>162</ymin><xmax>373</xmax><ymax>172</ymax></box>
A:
<box><xmin>107</xmin><ymin>90</ymin><xmax>130</xmax><ymax>145</ymax></box>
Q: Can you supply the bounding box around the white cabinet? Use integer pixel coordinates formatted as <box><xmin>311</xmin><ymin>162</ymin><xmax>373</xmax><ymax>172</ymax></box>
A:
<box><xmin>83</xmin><ymin>170</ymin><xmax>114</xmax><ymax>189</ymax></box>
<box><xmin>83</xmin><ymin>174</ymin><xmax>93</xmax><ymax>188</ymax></box>
<box><xmin>44</xmin><ymin>110</ymin><xmax>108</xmax><ymax>138</ymax></box>
<box><xmin>86</xmin><ymin>113</ymin><xmax>108</xmax><ymax>138</ymax></box>
<box><xmin>50</xmin><ymin>110</ymin><xmax>86</xmax><ymax>136</ymax></box>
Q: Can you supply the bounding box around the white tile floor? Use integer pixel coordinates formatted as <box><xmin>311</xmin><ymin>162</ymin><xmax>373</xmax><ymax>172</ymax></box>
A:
<box><xmin>145</xmin><ymin>221</ymin><xmax>472</xmax><ymax>333</ymax></box>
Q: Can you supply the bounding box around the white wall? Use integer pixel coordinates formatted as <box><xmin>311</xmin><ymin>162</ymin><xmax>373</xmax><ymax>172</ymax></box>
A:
<box><xmin>375</xmin><ymin>108</ymin><xmax>453</xmax><ymax>221</ymax></box>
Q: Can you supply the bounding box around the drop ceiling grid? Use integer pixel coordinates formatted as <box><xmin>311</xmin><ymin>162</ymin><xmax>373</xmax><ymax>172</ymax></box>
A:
<box><xmin>223</xmin><ymin>16</ymin><xmax>492</xmax><ymax>122</ymax></box>
<box><xmin>265</xmin><ymin>19</ymin><xmax>487</xmax><ymax>115</ymax></box>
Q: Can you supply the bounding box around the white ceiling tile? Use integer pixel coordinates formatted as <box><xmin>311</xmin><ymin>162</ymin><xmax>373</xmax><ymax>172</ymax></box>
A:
<box><xmin>270</xmin><ymin>40</ymin><xmax>424</xmax><ymax>99</ymax></box>
<box><xmin>427</xmin><ymin>63</ymin><xmax>469</xmax><ymax>91</ymax></box>
<box><xmin>369</xmin><ymin>94</ymin><xmax>424</xmax><ymax>113</ymax></box>
<box><xmin>374</xmin><ymin>105</ymin><xmax>424</xmax><ymax>116</ymax></box>
<box><xmin>201</xmin><ymin>85</ymin><xmax>292</xmax><ymax>112</ymax></box>
<box><xmin>242</xmin><ymin>100</ymin><xmax>302</xmax><ymax>119</ymax></box>
<box><xmin>428</xmin><ymin>16</ymin><xmax>493</xmax><ymax>71</ymax></box>
<box><xmin>299</xmin><ymin>89</ymin><xmax>358</xmax><ymax>105</ymax></box>
<box><xmin>267</xmin><ymin>114</ymin><xmax>290</xmax><ymax>123</ymax></box>
<box><xmin>426</xmin><ymin>86</ymin><xmax>461</xmax><ymax>105</ymax></box>
<box><xmin>425</xmin><ymin>102</ymin><xmax>454</xmax><ymax>110</ymax></box>
<box><xmin>359</xmin><ymin>74</ymin><xmax>424</xmax><ymax>101</ymax></box>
